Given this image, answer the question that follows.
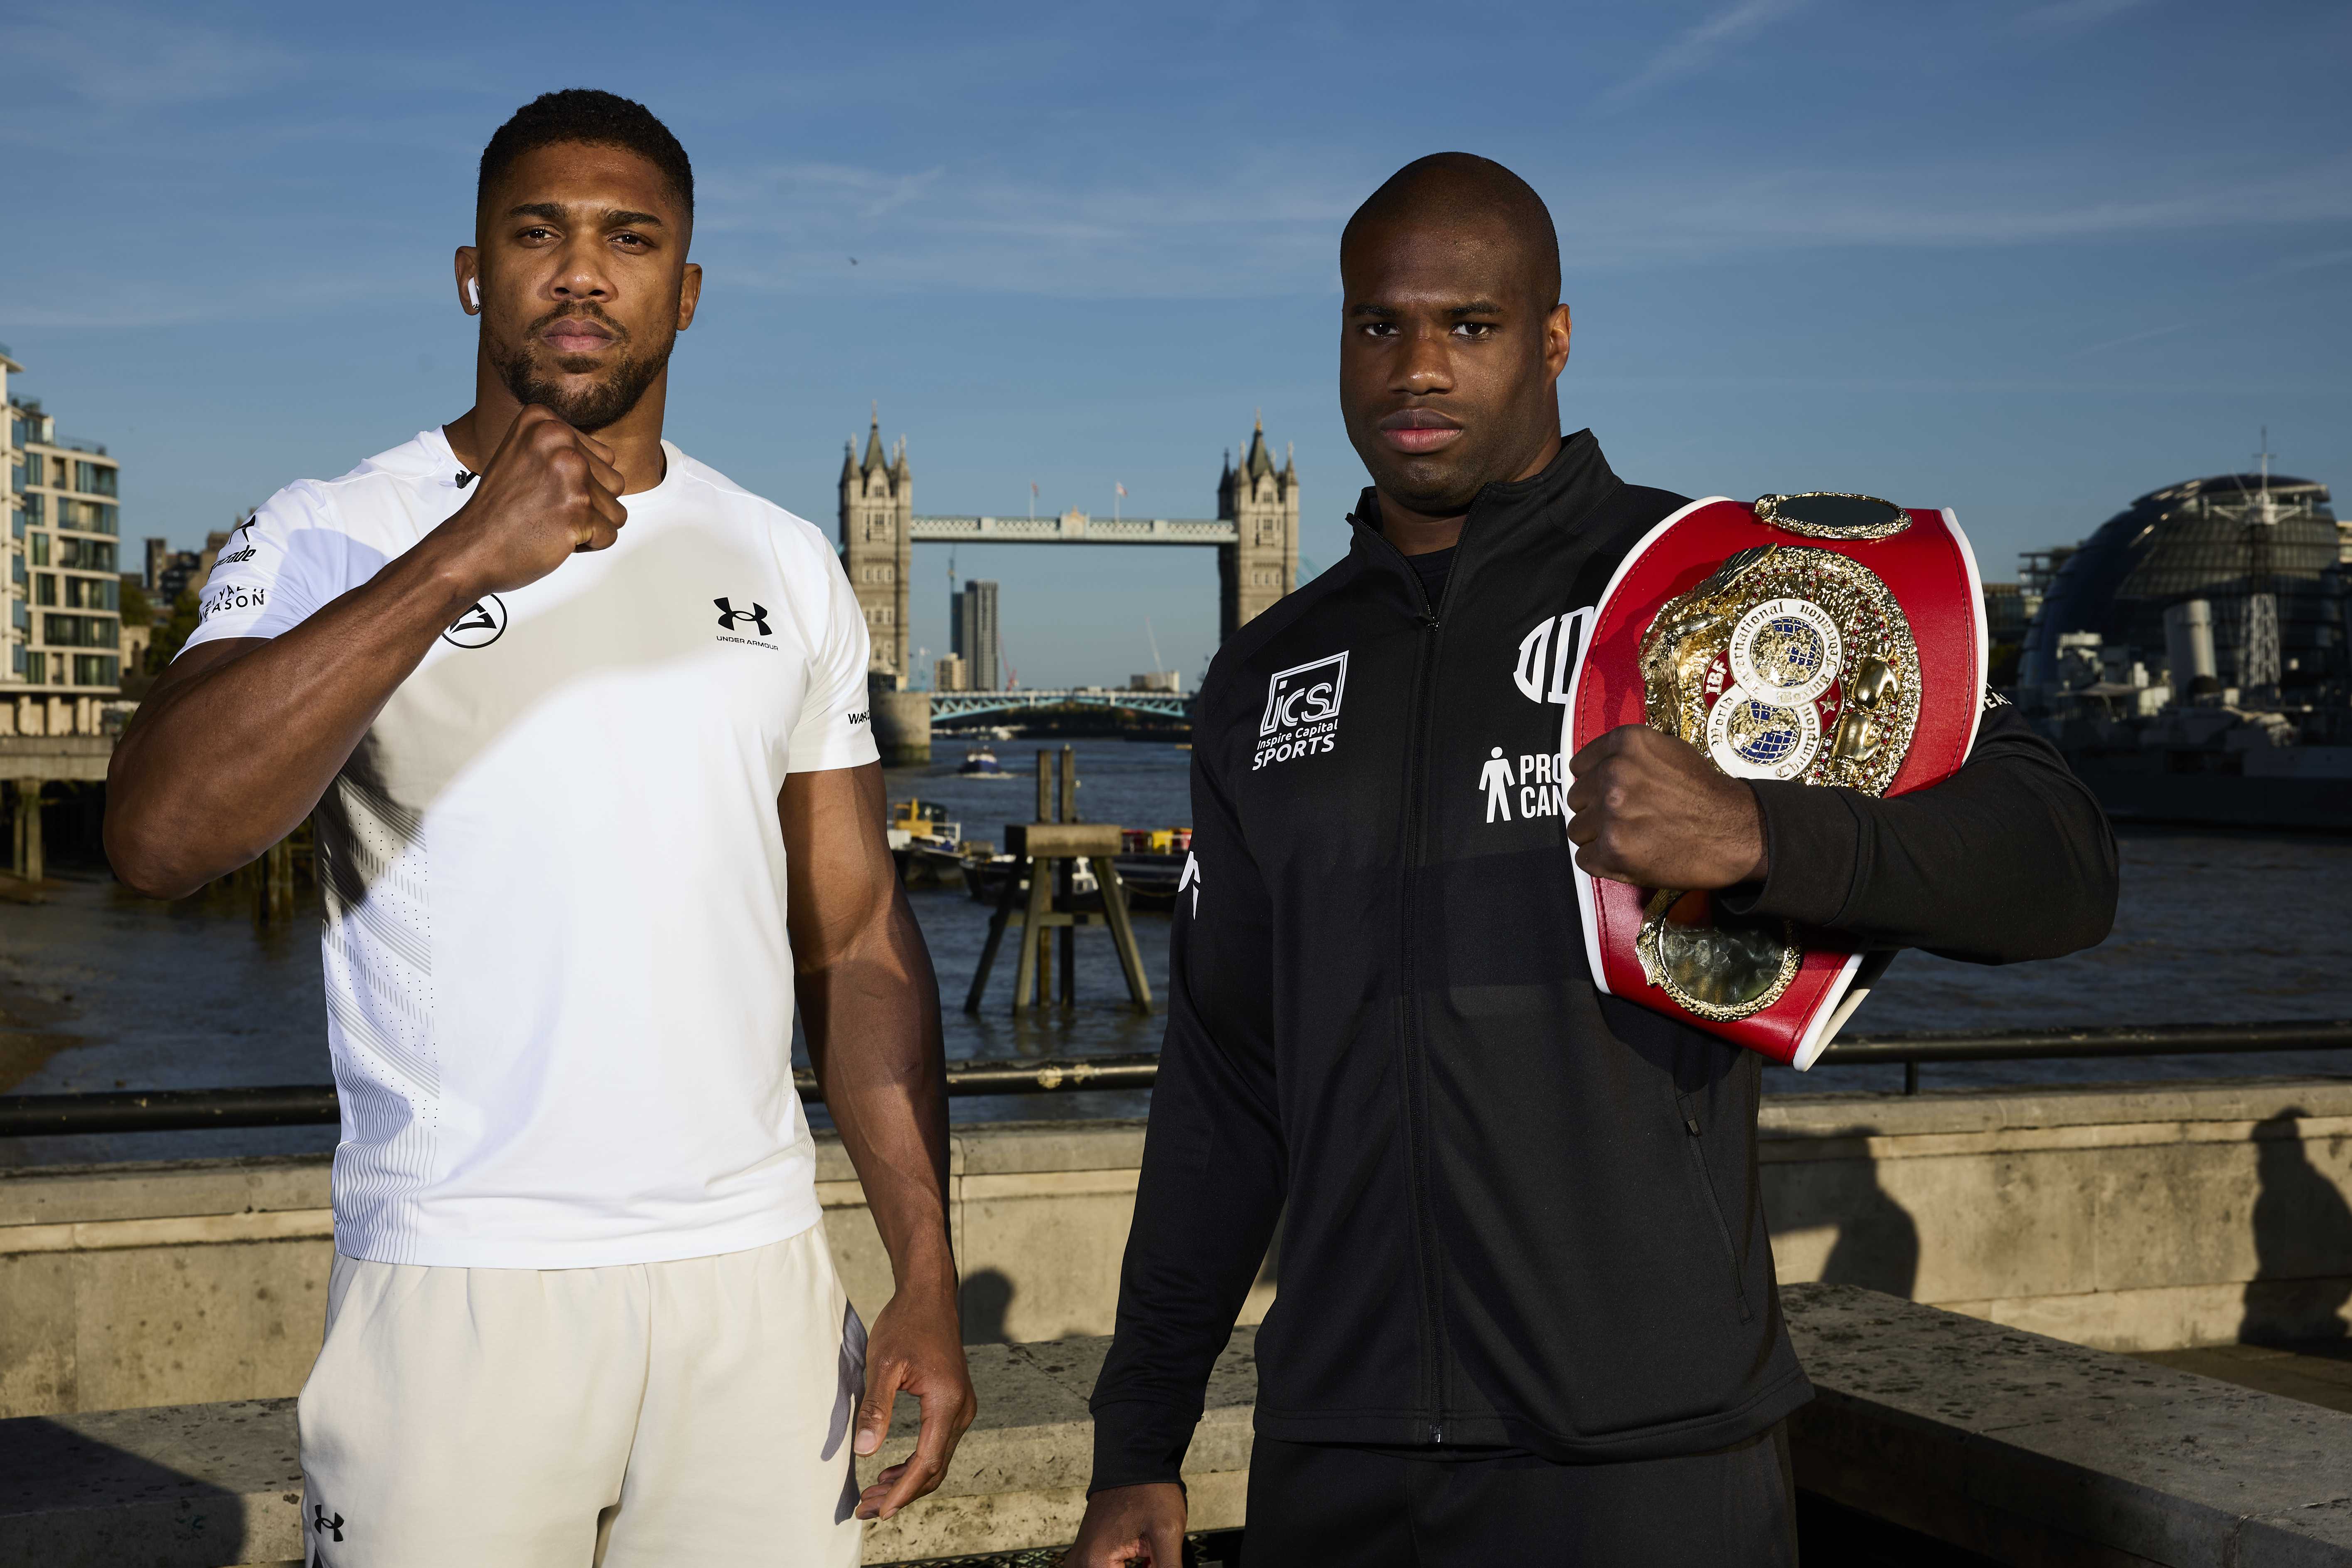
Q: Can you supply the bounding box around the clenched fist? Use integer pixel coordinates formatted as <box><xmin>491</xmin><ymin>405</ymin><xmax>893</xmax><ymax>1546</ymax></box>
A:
<box><xmin>1565</xmin><ymin>724</ymin><xmax>1769</xmax><ymax>890</ymax></box>
<box><xmin>1060</xmin><ymin>1483</ymin><xmax>1186</xmax><ymax>1568</ymax></box>
<box><xmin>433</xmin><ymin>405</ymin><xmax>628</xmax><ymax>598</ymax></box>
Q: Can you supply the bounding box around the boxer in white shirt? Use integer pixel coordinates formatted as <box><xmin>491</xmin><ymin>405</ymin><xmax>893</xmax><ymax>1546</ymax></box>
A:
<box><xmin>105</xmin><ymin>88</ymin><xmax>973</xmax><ymax>1568</ymax></box>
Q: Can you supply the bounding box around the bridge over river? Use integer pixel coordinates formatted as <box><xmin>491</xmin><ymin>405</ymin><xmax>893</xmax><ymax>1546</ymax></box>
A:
<box><xmin>840</xmin><ymin>412</ymin><xmax>1301</xmax><ymax>689</ymax></box>
<box><xmin>928</xmin><ymin>686</ymin><xmax>1191</xmax><ymax>723</ymax></box>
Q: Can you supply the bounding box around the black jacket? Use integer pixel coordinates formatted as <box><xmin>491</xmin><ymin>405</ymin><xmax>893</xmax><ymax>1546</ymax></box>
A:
<box><xmin>1087</xmin><ymin>432</ymin><xmax>2118</xmax><ymax>1487</ymax></box>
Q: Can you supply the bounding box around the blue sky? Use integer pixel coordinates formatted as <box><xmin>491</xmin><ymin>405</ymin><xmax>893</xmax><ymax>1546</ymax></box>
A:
<box><xmin>3</xmin><ymin>0</ymin><xmax>2345</xmax><ymax>687</ymax></box>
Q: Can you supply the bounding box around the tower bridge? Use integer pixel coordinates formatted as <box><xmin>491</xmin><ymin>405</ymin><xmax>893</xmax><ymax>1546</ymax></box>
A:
<box><xmin>838</xmin><ymin>410</ymin><xmax>1299</xmax><ymax>689</ymax></box>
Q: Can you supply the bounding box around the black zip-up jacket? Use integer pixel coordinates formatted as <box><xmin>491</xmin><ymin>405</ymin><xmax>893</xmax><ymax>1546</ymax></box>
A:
<box><xmin>1088</xmin><ymin>432</ymin><xmax>2118</xmax><ymax>1485</ymax></box>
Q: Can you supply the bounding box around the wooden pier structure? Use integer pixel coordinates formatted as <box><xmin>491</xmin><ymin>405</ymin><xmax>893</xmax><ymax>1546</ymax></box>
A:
<box><xmin>965</xmin><ymin>747</ymin><xmax>1153</xmax><ymax>1016</ymax></box>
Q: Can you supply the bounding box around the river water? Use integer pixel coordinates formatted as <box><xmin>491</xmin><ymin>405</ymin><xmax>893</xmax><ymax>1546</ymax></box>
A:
<box><xmin>3</xmin><ymin>734</ymin><xmax>2347</xmax><ymax>1167</ymax></box>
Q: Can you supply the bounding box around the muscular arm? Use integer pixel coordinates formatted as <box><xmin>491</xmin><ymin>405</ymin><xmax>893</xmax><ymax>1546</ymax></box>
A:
<box><xmin>104</xmin><ymin>407</ymin><xmax>625</xmax><ymax>898</ymax></box>
<box><xmin>780</xmin><ymin>761</ymin><xmax>973</xmax><ymax>1521</ymax></box>
<box><xmin>1731</xmin><ymin>704</ymin><xmax>2117</xmax><ymax>961</ymax></box>
<box><xmin>1568</xmin><ymin>705</ymin><xmax>2117</xmax><ymax>963</ymax></box>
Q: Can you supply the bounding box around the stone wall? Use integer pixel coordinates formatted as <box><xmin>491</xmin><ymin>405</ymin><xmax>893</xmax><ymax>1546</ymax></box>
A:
<box><xmin>1759</xmin><ymin>1079</ymin><xmax>2352</xmax><ymax>1351</ymax></box>
<box><xmin>2</xmin><ymin>1078</ymin><xmax>2347</xmax><ymax>1419</ymax></box>
<box><xmin>14</xmin><ymin>1292</ymin><xmax>2352</xmax><ymax>1566</ymax></box>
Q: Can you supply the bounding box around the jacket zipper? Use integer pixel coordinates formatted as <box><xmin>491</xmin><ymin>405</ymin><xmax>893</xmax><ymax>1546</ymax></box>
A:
<box><xmin>1364</xmin><ymin>521</ymin><xmax>1454</xmax><ymax>1442</ymax></box>
<box><xmin>1676</xmin><ymin>1090</ymin><xmax>1754</xmax><ymax>1322</ymax></box>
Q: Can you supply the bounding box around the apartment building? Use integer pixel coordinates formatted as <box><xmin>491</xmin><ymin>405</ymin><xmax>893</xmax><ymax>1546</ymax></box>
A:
<box><xmin>5</xmin><ymin>357</ymin><xmax>125</xmax><ymax>694</ymax></box>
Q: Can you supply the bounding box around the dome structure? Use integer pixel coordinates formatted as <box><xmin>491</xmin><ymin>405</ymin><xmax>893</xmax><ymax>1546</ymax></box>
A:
<box><xmin>2022</xmin><ymin>473</ymin><xmax>2342</xmax><ymax>693</ymax></box>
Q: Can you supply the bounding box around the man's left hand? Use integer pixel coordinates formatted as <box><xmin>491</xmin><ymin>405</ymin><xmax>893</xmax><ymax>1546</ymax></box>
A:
<box><xmin>853</xmin><ymin>1284</ymin><xmax>977</xmax><ymax>1521</ymax></box>
<box><xmin>1565</xmin><ymin>725</ymin><xmax>1768</xmax><ymax>890</ymax></box>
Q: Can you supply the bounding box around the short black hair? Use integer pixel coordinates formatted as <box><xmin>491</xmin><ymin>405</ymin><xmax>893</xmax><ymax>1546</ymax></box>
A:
<box><xmin>478</xmin><ymin>89</ymin><xmax>694</xmax><ymax>221</ymax></box>
<box><xmin>1343</xmin><ymin>153</ymin><xmax>1560</xmax><ymax>306</ymax></box>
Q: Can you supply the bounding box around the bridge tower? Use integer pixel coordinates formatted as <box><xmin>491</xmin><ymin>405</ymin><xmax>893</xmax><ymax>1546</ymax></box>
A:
<box><xmin>1217</xmin><ymin>417</ymin><xmax>1299</xmax><ymax>640</ymax></box>
<box><xmin>839</xmin><ymin>411</ymin><xmax>914</xmax><ymax>684</ymax></box>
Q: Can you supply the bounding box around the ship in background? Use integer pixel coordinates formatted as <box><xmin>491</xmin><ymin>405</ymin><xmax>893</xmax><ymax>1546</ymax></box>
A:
<box><xmin>2002</xmin><ymin>446</ymin><xmax>2352</xmax><ymax>830</ymax></box>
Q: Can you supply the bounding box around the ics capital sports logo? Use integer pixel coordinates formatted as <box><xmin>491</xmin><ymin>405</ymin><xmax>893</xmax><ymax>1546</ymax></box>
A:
<box><xmin>1255</xmin><ymin>651</ymin><xmax>1347</xmax><ymax>770</ymax></box>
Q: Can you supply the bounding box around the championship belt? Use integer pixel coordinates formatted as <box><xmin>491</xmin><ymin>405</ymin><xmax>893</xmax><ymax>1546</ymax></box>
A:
<box><xmin>1565</xmin><ymin>493</ymin><xmax>1988</xmax><ymax>1068</ymax></box>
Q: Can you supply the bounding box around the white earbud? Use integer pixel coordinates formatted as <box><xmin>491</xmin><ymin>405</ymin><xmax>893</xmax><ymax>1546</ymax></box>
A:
<box><xmin>467</xmin><ymin>278</ymin><xmax>480</xmax><ymax>310</ymax></box>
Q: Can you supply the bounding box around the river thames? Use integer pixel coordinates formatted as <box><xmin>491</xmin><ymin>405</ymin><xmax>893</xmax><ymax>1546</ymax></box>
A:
<box><xmin>2</xmin><ymin>734</ymin><xmax>2347</xmax><ymax>1166</ymax></box>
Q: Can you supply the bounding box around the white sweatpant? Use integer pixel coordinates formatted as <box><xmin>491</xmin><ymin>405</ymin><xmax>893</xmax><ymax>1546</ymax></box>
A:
<box><xmin>296</xmin><ymin>1222</ymin><xmax>866</xmax><ymax>1567</ymax></box>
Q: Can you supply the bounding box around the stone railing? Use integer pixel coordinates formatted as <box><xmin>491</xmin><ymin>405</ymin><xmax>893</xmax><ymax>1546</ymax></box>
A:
<box><xmin>0</xmin><ymin>697</ymin><xmax>128</xmax><ymax>740</ymax></box>
<box><xmin>3</xmin><ymin>1080</ymin><xmax>2349</xmax><ymax>1421</ymax></box>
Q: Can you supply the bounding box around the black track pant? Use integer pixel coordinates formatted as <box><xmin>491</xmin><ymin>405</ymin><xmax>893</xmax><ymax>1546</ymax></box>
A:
<box><xmin>1239</xmin><ymin>1425</ymin><xmax>1798</xmax><ymax>1568</ymax></box>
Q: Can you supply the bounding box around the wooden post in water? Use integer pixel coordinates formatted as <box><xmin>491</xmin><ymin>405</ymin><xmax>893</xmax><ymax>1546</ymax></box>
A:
<box><xmin>963</xmin><ymin>741</ymin><xmax>1152</xmax><ymax>1017</ymax></box>
<box><xmin>1058</xmin><ymin>746</ymin><xmax>1078</xmax><ymax>1009</ymax></box>
<box><xmin>13</xmin><ymin>780</ymin><xmax>42</xmax><ymax>886</ymax></box>
<box><xmin>1031</xmin><ymin>751</ymin><xmax>1053</xmax><ymax>1007</ymax></box>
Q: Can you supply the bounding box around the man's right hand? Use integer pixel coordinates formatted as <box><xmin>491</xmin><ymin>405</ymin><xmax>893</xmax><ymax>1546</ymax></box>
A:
<box><xmin>1060</xmin><ymin>1483</ymin><xmax>1186</xmax><ymax>1567</ymax></box>
<box><xmin>432</xmin><ymin>404</ymin><xmax>628</xmax><ymax>597</ymax></box>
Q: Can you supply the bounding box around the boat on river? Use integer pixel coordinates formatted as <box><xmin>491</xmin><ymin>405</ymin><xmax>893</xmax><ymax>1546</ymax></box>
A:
<box><xmin>962</xmin><ymin>854</ymin><xmax>1098</xmax><ymax>906</ymax></box>
<box><xmin>887</xmin><ymin>800</ymin><xmax>972</xmax><ymax>887</ymax></box>
<box><xmin>958</xmin><ymin>748</ymin><xmax>1008</xmax><ymax>777</ymax></box>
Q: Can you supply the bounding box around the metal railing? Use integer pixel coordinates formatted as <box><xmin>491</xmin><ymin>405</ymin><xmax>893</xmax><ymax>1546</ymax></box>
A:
<box><xmin>2</xmin><ymin>1025</ymin><xmax>2347</xmax><ymax>1137</ymax></box>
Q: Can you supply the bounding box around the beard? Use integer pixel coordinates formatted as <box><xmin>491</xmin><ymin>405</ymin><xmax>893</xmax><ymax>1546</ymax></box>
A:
<box><xmin>488</xmin><ymin>307</ymin><xmax>674</xmax><ymax>432</ymax></box>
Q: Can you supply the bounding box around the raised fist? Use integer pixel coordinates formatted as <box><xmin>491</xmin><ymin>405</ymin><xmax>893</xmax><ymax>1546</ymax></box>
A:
<box><xmin>436</xmin><ymin>405</ymin><xmax>629</xmax><ymax>597</ymax></box>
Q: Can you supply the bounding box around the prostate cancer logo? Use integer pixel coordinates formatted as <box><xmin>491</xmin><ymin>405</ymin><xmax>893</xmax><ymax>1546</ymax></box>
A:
<box><xmin>1255</xmin><ymin>651</ymin><xmax>1347</xmax><ymax>769</ymax></box>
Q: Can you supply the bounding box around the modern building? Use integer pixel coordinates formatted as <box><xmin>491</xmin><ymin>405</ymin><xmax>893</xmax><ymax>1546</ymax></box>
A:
<box><xmin>148</xmin><ymin>538</ymin><xmax>206</xmax><ymax>606</ymax></box>
<box><xmin>0</xmin><ymin>346</ymin><xmax>17</xmax><ymax>687</ymax></box>
<box><xmin>1983</xmin><ymin>582</ymin><xmax>2036</xmax><ymax>645</ymax></box>
<box><xmin>952</xmin><ymin>578</ymin><xmax>1001</xmax><ymax>692</ymax></box>
<box><xmin>2018</xmin><ymin>472</ymin><xmax>2341</xmax><ymax>698</ymax></box>
<box><xmin>933</xmin><ymin>652</ymin><xmax>969</xmax><ymax>693</ymax></box>
<box><xmin>6</xmin><ymin>367</ymin><xmax>124</xmax><ymax>694</ymax></box>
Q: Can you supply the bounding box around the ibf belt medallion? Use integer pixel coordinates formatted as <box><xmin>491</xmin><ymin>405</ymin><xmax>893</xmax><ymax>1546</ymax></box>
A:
<box><xmin>1643</xmin><ymin>546</ymin><xmax>1921</xmax><ymax>798</ymax></box>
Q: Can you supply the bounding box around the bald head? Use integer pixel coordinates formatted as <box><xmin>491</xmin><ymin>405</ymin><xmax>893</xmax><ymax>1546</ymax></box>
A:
<box><xmin>1341</xmin><ymin>153</ymin><xmax>1560</xmax><ymax>308</ymax></box>
<box><xmin>1336</xmin><ymin>153</ymin><xmax>1573</xmax><ymax>541</ymax></box>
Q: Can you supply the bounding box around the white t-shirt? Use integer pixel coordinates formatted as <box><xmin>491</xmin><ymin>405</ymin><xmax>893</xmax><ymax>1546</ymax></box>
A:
<box><xmin>183</xmin><ymin>429</ymin><xmax>879</xmax><ymax>1268</ymax></box>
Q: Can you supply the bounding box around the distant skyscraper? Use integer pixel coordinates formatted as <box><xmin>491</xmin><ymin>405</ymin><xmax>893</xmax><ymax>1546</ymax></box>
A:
<box><xmin>952</xmin><ymin>579</ymin><xmax>1000</xmax><ymax>692</ymax></box>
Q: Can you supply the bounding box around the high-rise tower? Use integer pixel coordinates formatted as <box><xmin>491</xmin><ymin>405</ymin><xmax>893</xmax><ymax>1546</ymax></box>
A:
<box><xmin>1217</xmin><ymin>417</ymin><xmax>1299</xmax><ymax>640</ymax></box>
<box><xmin>838</xmin><ymin>410</ymin><xmax>913</xmax><ymax>684</ymax></box>
<box><xmin>952</xmin><ymin>579</ymin><xmax>1001</xmax><ymax>692</ymax></box>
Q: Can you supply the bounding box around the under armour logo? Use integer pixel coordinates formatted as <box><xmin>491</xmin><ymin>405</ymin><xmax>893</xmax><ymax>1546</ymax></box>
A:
<box><xmin>313</xmin><ymin>1504</ymin><xmax>345</xmax><ymax>1541</ymax></box>
<box><xmin>714</xmin><ymin>598</ymin><xmax>772</xmax><ymax>636</ymax></box>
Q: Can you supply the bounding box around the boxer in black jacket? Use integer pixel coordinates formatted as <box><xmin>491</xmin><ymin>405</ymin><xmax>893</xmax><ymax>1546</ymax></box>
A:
<box><xmin>1062</xmin><ymin>154</ymin><xmax>2116</xmax><ymax>1568</ymax></box>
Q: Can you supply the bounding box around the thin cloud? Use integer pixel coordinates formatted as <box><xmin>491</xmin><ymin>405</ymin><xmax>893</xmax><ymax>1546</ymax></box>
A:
<box><xmin>2015</xmin><ymin>0</ymin><xmax>2157</xmax><ymax>32</ymax></box>
<box><xmin>2255</xmin><ymin>246</ymin><xmax>2352</xmax><ymax>280</ymax></box>
<box><xmin>2067</xmin><ymin>320</ymin><xmax>2194</xmax><ymax>358</ymax></box>
<box><xmin>702</xmin><ymin>156</ymin><xmax>1354</xmax><ymax>299</ymax></box>
<box><xmin>1598</xmin><ymin>0</ymin><xmax>1811</xmax><ymax>110</ymax></box>
<box><xmin>0</xmin><ymin>9</ymin><xmax>300</xmax><ymax>112</ymax></box>
<box><xmin>688</xmin><ymin>145</ymin><xmax>2352</xmax><ymax>300</ymax></box>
